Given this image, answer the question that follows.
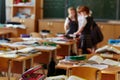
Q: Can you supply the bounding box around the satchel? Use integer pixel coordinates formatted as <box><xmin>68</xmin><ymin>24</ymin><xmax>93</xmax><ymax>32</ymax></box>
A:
<box><xmin>91</xmin><ymin>21</ymin><xmax>104</xmax><ymax>45</ymax></box>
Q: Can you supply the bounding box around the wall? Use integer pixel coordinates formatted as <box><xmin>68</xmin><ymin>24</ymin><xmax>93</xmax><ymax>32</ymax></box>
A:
<box><xmin>6</xmin><ymin>0</ymin><xmax>12</xmax><ymax>21</ymax></box>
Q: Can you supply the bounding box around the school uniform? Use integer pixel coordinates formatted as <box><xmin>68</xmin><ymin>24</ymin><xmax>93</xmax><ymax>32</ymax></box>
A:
<box><xmin>64</xmin><ymin>17</ymin><xmax>78</xmax><ymax>55</ymax></box>
<box><xmin>64</xmin><ymin>17</ymin><xmax>78</xmax><ymax>35</ymax></box>
<box><xmin>78</xmin><ymin>15</ymin><xmax>93</xmax><ymax>54</ymax></box>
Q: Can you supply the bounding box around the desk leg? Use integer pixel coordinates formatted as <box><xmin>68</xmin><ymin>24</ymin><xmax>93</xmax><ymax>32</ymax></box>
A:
<box><xmin>49</xmin><ymin>51</ymin><xmax>52</xmax><ymax>63</ymax></box>
<box><xmin>116</xmin><ymin>72</ymin><xmax>119</xmax><ymax>80</ymax></box>
<box><xmin>30</xmin><ymin>58</ymin><xmax>34</xmax><ymax>68</ymax></box>
<box><xmin>66</xmin><ymin>68</ymin><xmax>71</xmax><ymax>77</ymax></box>
<box><xmin>49</xmin><ymin>50</ymin><xmax>57</xmax><ymax>63</ymax></box>
<box><xmin>66</xmin><ymin>68</ymin><xmax>69</xmax><ymax>77</ymax></box>
<box><xmin>68</xmin><ymin>45</ymin><xmax>71</xmax><ymax>56</ymax></box>
<box><xmin>22</xmin><ymin>60</ymin><xmax>26</xmax><ymax>73</ymax></box>
<box><xmin>73</xmin><ymin>42</ymin><xmax>77</xmax><ymax>54</ymax></box>
<box><xmin>54</xmin><ymin>50</ymin><xmax>57</xmax><ymax>63</ymax></box>
<box><xmin>8</xmin><ymin>60</ymin><xmax>12</xmax><ymax>80</ymax></box>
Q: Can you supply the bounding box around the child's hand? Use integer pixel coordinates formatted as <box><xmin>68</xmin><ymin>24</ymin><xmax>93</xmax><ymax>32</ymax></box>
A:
<box><xmin>74</xmin><ymin>32</ymin><xmax>81</xmax><ymax>35</ymax></box>
<box><xmin>73</xmin><ymin>32</ymin><xmax>77</xmax><ymax>35</ymax></box>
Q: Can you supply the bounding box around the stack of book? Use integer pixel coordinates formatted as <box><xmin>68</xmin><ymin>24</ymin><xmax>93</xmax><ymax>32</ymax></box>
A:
<box><xmin>59</xmin><ymin>55</ymin><xmax>86</xmax><ymax>65</ymax></box>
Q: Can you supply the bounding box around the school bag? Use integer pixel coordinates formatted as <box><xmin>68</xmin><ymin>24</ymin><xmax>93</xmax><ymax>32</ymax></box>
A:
<box><xmin>91</xmin><ymin>21</ymin><xmax>104</xmax><ymax>45</ymax></box>
<box><xmin>20</xmin><ymin>66</ymin><xmax>46</xmax><ymax>80</ymax></box>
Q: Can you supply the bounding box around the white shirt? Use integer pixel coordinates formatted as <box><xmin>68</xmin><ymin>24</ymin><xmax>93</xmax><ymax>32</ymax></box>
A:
<box><xmin>64</xmin><ymin>17</ymin><xmax>76</xmax><ymax>34</ymax></box>
<box><xmin>64</xmin><ymin>17</ymin><xmax>70</xmax><ymax>27</ymax></box>
<box><xmin>64</xmin><ymin>17</ymin><xmax>76</xmax><ymax>27</ymax></box>
<box><xmin>78</xmin><ymin>14</ymin><xmax>87</xmax><ymax>28</ymax></box>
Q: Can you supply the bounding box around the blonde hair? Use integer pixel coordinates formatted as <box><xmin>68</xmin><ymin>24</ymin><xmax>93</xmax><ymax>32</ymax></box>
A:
<box><xmin>68</xmin><ymin>7</ymin><xmax>76</xmax><ymax>12</ymax></box>
<box><xmin>67</xmin><ymin>7</ymin><xmax>77</xmax><ymax>21</ymax></box>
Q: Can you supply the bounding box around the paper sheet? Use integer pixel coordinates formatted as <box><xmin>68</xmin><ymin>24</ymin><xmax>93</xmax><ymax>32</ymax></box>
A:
<box><xmin>35</xmin><ymin>46</ymin><xmax>56</xmax><ymax>50</ymax></box>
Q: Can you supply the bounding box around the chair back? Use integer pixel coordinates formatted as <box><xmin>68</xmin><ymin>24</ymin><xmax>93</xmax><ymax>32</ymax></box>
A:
<box><xmin>71</xmin><ymin>66</ymin><xmax>101</xmax><ymax>80</ymax></box>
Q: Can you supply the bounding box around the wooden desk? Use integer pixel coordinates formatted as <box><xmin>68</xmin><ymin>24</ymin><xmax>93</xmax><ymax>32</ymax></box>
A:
<box><xmin>0</xmin><ymin>53</ymin><xmax>41</xmax><ymax>80</ymax></box>
<box><xmin>55</xmin><ymin>53</ymin><xmax>120</xmax><ymax>80</ymax></box>
<box><xmin>56</xmin><ymin>64</ymin><xmax>120</xmax><ymax>80</ymax></box>
<box><xmin>1</xmin><ymin>38</ymin><xmax>60</xmax><ymax>65</ymax></box>
<box><xmin>0</xmin><ymin>32</ymin><xmax>11</xmax><ymax>38</ymax></box>
<box><xmin>33</xmin><ymin>45</ymin><xmax>60</xmax><ymax>64</ymax></box>
<box><xmin>57</xmin><ymin>41</ymin><xmax>76</xmax><ymax>56</ymax></box>
<box><xmin>46</xmin><ymin>38</ymin><xmax>77</xmax><ymax>57</ymax></box>
<box><xmin>101</xmin><ymin>66</ymin><xmax>120</xmax><ymax>80</ymax></box>
<box><xmin>0</xmin><ymin>28</ymin><xmax>26</xmax><ymax>37</ymax></box>
<box><xmin>9</xmin><ymin>37</ymin><xmax>77</xmax><ymax>56</ymax></box>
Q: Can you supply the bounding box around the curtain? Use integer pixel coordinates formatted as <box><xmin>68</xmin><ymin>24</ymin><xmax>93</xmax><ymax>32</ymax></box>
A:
<box><xmin>0</xmin><ymin>0</ymin><xmax>6</xmax><ymax>23</ymax></box>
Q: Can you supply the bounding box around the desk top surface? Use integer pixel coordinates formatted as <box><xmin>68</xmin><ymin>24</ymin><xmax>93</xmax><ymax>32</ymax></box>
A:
<box><xmin>0</xmin><ymin>52</ymin><xmax>41</xmax><ymax>62</ymax></box>
<box><xmin>9</xmin><ymin>37</ymin><xmax>76</xmax><ymax>45</ymax></box>
<box><xmin>0</xmin><ymin>31</ymin><xmax>11</xmax><ymax>35</ymax></box>
<box><xmin>56</xmin><ymin>63</ymin><xmax>120</xmax><ymax>74</ymax></box>
<box><xmin>56</xmin><ymin>54</ymin><xmax>120</xmax><ymax>74</ymax></box>
<box><xmin>12</xmin><ymin>52</ymin><xmax>41</xmax><ymax>62</ymax></box>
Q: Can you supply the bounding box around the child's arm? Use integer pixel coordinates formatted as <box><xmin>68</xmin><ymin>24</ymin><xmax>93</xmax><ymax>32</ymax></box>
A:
<box><xmin>74</xmin><ymin>17</ymin><xmax>87</xmax><ymax>35</ymax></box>
<box><xmin>64</xmin><ymin>18</ymin><xmax>69</xmax><ymax>33</ymax></box>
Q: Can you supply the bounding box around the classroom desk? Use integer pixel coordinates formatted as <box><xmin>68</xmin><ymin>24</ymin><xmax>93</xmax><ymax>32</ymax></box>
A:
<box><xmin>42</xmin><ymin>37</ymin><xmax>77</xmax><ymax>57</ymax></box>
<box><xmin>0</xmin><ymin>52</ymin><xmax>41</xmax><ymax>80</ymax></box>
<box><xmin>10</xmin><ymin>37</ymin><xmax>77</xmax><ymax>57</ymax></box>
<box><xmin>33</xmin><ymin>45</ymin><xmax>60</xmax><ymax>64</ymax></box>
<box><xmin>56</xmin><ymin>53</ymin><xmax>120</xmax><ymax>80</ymax></box>
<box><xmin>55</xmin><ymin>40</ymin><xmax>77</xmax><ymax>56</ymax></box>
<box><xmin>0</xmin><ymin>38</ymin><xmax>60</xmax><ymax>65</ymax></box>
<box><xmin>8</xmin><ymin>37</ymin><xmax>77</xmax><ymax>64</ymax></box>
<box><xmin>0</xmin><ymin>31</ymin><xmax>11</xmax><ymax>38</ymax></box>
<box><xmin>56</xmin><ymin>63</ymin><xmax>120</xmax><ymax>80</ymax></box>
<box><xmin>0</xmin><ymin>28</ymin><xmax>26</xmax><ymax>37</ymax></box>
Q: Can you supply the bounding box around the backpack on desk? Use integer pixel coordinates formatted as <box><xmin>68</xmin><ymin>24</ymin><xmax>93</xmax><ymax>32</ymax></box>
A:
<box><xmin>20</xmin><ymin>66</ymin><xmax>45</xmax><ymax>80</ymax></box>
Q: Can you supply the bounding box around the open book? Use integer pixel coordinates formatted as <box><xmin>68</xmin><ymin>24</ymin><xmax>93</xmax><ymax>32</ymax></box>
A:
<box><xmin>87</xmin><ymin>55</ymin><xmax>120</xmax><ymax>66</ymax></box>
<box><xmin>95</xmin><ymin>45</ymin><xmax>120</xmax><ymax>54</ymax></box>
<box><xmin>16</xmin><ymin>47</ymin><xmax>40</xmax><ymax>56</ymax></box>
<box><xmin>46</xmin><ymin>75</ymin><xmax>86</xmax><ymax>80</ymax></box>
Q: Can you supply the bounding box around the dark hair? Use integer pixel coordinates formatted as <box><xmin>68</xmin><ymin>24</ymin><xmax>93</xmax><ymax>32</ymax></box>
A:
<box><xmin>77</xmin><ymin>6</ymin><xmax>90</xmax><ymax>15</ymax></box>
<box><xmin>68</xmin><ymin>7</ymin><xmax>78</xmax><ymax>22</ymax></box>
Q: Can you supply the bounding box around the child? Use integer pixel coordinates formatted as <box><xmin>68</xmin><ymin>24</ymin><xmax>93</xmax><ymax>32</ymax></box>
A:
<box><xmin>74</xmin><ymin>6</ymin><xmax>93</xmax><ymax>54</ymax></box>
<box><xmin>64</xmin><ymin>7</ymin><xmax>78</xmax><ymax>36</ymax></box>
<box><xmin>64</xmin><ymin>7</ymin><xmax>78</xmax><ymax>55</ymax></box>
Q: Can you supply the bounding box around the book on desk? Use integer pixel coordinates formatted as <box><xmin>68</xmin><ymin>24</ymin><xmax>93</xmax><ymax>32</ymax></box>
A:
<box><xmin>95</xmin><ymin>45</ymin><xmax>120</xmax><ymax>54</ymax></box>
<box><xmin>87</xmin><ymin>55</ymin><xmax>120</xmax><ymax>66</ymax></box>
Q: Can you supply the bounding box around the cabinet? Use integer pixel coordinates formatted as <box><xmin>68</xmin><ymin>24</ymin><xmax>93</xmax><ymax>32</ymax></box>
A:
<box><xmin>114</xmin><ymin>24</ymin><xmax>120</xmax><ymax>39</ymax></box>
<box><xmin>97</xmin><ymin>23</ymin><xmax>115</xmax><ymax>47</ymax></box>
<box><xmin>97</xmin><ymin>22</ymin><xmax>120</xmax><ymax>47</ymax></box>
<box><xmin>39</xmin><ymin>20</ymin><xmax>65</xmax><ymax>36</ymax></box>
<box><xmin>11</xmin><ymin>18</ymin><xmax>35</xmax><ymax>33</ymax></box>
<box><xmin>10</xmin><ymin>0</ymin><xmax>43</xmax><ymax>33</ymax></box>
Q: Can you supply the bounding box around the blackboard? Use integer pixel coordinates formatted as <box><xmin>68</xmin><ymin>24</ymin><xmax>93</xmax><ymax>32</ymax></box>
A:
<box><xmin>0</xmin><ymin>0</ymin><xmax>6</xmax><ymax>23</ymax></box>
<box><xmin>43</xmin><ymin>0</ymin><xmax>66</xmax><ymax>18</ymax></box>
<box><xmin>43</xmin><ymin>0</ymin><xmax>118</xmax><ymax>20</ymax></box>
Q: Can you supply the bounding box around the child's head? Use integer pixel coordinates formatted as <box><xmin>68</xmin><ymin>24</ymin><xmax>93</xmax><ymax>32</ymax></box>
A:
<box><xmin>68</xmin><ymin>7</ymin><xmax>77</xmax><ymax>18</ymax></box>
<box><xmin>77</xmin><ymin>6</ymin><xmax>90</xmax><ymax>16</ymax></box>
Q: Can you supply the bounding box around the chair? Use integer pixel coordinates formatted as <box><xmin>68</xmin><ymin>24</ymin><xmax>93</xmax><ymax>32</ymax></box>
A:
<box><xmin>71</xmin><ymin>66</ymin><xmax>101</xmax><ymax>80</ymax></box>
<box><xmin>0</xmin><ymin>58</ymin><xmax>13</xmax><ymax>80</ymax></box>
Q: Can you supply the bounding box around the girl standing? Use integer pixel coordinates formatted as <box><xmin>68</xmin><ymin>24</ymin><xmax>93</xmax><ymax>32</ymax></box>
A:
<box><xmin>64</xmin><ymin>7</ymin><xmax>78</xmax><ymax>36</ymax></box>
<box><xmin>74</xmin><ymin>6</ymin><xmax>93</xmax><ymax>54</ymax></box>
